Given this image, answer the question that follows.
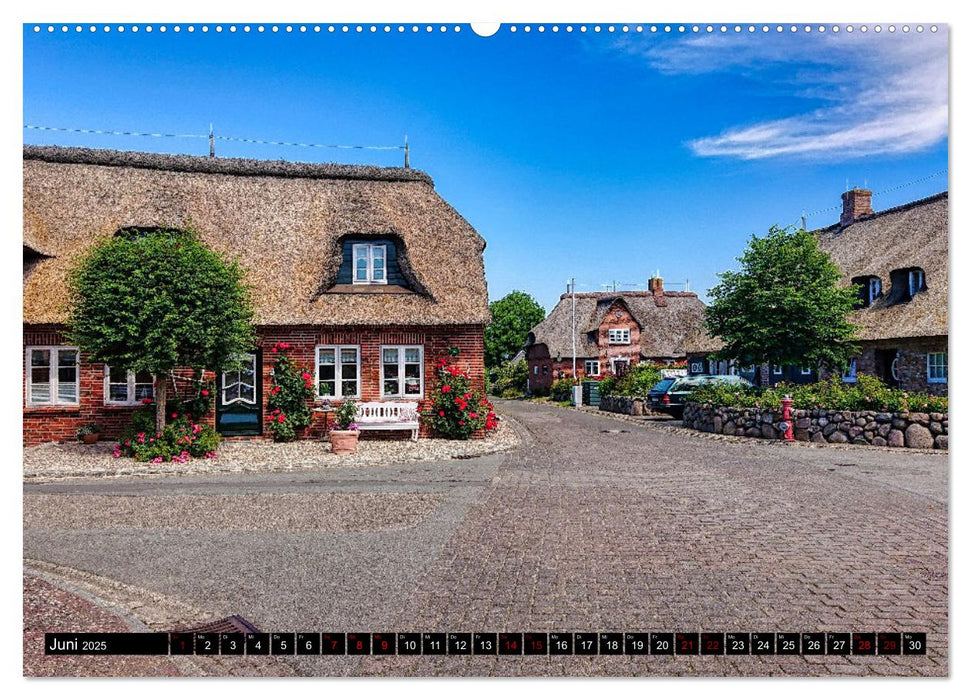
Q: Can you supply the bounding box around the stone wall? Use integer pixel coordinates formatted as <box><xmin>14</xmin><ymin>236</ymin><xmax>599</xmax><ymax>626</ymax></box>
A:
<box><xmin>599</xmin><ymin>395</ymin><xmax>648</xmax><ymax>416</ymax></box>
<box><xmin>682</xmin><ymin>402</ymin><xmax>947</xmax><ymax>449</ymax></box>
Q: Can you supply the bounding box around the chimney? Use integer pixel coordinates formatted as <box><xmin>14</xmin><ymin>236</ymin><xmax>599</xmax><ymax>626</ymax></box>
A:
<box><xmin>840</xmin><ymin>188</ymin><xmax>873</xmax><ymax>227</ymax></box>
<box><xmin>648</xmin><ymin>276</ymin><xmax>664</xmax><ymax>297</ymax></box>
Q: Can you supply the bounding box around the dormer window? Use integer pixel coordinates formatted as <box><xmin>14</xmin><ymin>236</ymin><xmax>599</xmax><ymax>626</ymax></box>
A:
<box><xmin>851</xmin><ymin>275</ymin><xmax>882</xmax><ymax>307</ymax></box>
<box><xmin>909</xmin><ymin>269</ymin><xmax>925</xmax><ymax>297</ymax></box>
<box><xmin>608</xmin><ymin>328</ymin><xmax>631</xmax><ymax>344</ymax></box>
<box><xmin>352</xmin><ymin>243</ymin><xmax>387</xmax><ymax>284</ymax></box>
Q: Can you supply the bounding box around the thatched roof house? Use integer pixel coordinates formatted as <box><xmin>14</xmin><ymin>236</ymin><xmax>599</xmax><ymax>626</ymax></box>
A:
<box><xmin>23</xmin><ymin>145</ymin><xmax>490</xmax><ymax>327</ymax></box>
<box><xmin>524</xmin><ymin>279</ymin><xmax>704</xmax><ymax>390</ymax></box>
<box><xmin>23</xmin><ymin>145</ymin><xmax>492</xmax><ymax>444</ymax></box>
<box><xmin>815</xmin><ymin>190</ymin><xmax>947</xmax><ymax>342</ymax></box>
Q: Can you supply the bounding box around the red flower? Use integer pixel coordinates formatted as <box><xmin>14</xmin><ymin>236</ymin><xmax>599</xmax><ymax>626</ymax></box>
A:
<box><xmin>278</xmin><ymin>414</ymin><xmax>286</xmax><ymax>423</ymax></box>
<box><xmin>470</xmin><ymin>412</ymin><xmax>478</xmax><ymax>419</ymax></box>
<box><xmin>439</xmin><ymin>411</ymin><xmax>445</xmax><ymax>417</ymax></box>
<box><xmin>442</xmin><ymin>385</ymin><xmax>451</xmax><ymax>393</ymax></box>
<box><xmin>301</xmin><ymin>372</ymin><xmax>311</xmax><ymax>380</ymax></box>
<box><xmin>458</xmin><ymin>420</ymin><xmax>464</xmax><ymax>426</ymax></box>
<box><xmin>141</xmin><ymin>398</ymin><xmax>152</xmax><ymax>405</ymax></box>
<box><xmin>280</xmin><ymin>342</ymin><xmax>290</xmax><ymax>350</ymax></box>
<box><xmin>271</xmin><ymin>347</ymin><xmax>278</xmax><ymax>353</ymax></box>
<box><xmin>201</xmin><ymin>390</ymin><xmax>209</xmax><ymax>397</ymax></box>
<box><xmin>171</xmin><ymin>413</ymin><xmax>179</xmax><ymax>419</ymax></box>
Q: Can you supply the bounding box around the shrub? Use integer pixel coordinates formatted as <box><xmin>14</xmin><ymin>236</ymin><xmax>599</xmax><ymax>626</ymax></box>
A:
<box><xmin>613</xmin><ymin>364</ymin><xmax>664</xmax><ymax>396</ymax></box>
<box><xmin>265</xmin><ymin>342</ymin><xmax>314</xmax><ymax>442</ymax></box>
<box><xmin>115</xmin><ymin>416</ymin><xmax>220</xmax><ymax>463</ymax></box>
<box><xmin>490</xmin><ymin>359</ymin><xmax>528</xmax><ymax>397</ymax></box>
<box><xmin>689</xmin><ymin>373</ymin><xmax>948</xmax><ymax>413</ymax></box>
<box><xmin>550</xmin><ymin>378</ymin><xmax>574</xmax><ymax>402</ymax></box>
<box><xmin>598</xmin><ymin>376</ymin><xmax>617</xmax><ymax>396</ymax></box>
<box><xmin>332</xmin><ymin>400</ymin><xmax>358</xmax><ymax>430</ymax></box>
<box><xmin>427</xmin><ymin>355</ymin><xmax>498</xmax><ymax>439</ymax></box>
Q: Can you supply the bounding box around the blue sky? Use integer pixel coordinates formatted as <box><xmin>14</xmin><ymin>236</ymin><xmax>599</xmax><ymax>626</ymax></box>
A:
<box><xmin>23</xmin><ymin>23</ymin><xmax>949</xmax><ymax>313</ymax></box>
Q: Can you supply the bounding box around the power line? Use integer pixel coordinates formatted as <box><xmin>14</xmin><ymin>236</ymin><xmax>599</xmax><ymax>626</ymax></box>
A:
<box><xmin>24</xmin><ymin>124</ymin><xmax>406</xmax><ymax>152</ymax></box>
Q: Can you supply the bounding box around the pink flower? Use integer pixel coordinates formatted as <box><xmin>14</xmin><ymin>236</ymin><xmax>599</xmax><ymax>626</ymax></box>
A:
<box><xmin>442</xmin><ymin>385</ymin><xmax>452</xmax><ymax>393</ymax></box>
<box><xmin>201</xmin><ymin>390</ymin><xmax>209</xmax><ymax>397</ymax></box>
<box><xmin>151</xmin><ymin>457</ymin><xmax>163</xmax><ymax>464</ymax></box>
<box><xmin>439</xmin><ymin>411</ymin><xmax>445</xmax><ymax>417</ymax></box>
<box><xmin>171</xmin><ymin>413</ymin><xmax>179</xmax><ymax>419</ymax></box>
<box><xmin>470</xmin><ymin>412</ymin><xmax>478</xmax><ymax>419</ymax></box>
<box><xmin>112</xmin><ymin>450</ymin><xmax>121</xmax><ymax>458</ymax></box>
<box><xmin>271</xmin><ymin>347</ymin><xmax>278</xmax><ymax>353</ymax></box>
<box><xmin>458</xmin><ymin>420</ymin><xmax>465</xmax><ymax>426</ymax></box>
<box><xmin>302</xmin><ymin>372</ymin><xmax>312</xmax><ymax>380</ymax></box>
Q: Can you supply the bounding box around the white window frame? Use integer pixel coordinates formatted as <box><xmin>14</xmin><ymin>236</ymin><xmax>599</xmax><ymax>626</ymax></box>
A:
<box><xmin>909</xmin><ymin>269</ymin><xmax>924</xmax><ymax>297</ymax></box>
<box><xmin>380</xmin><ymin>345</ymin><xmax>424</xmax><ymax>399</ymax></box>
<box><xmin>104</xmin><ymin>365</ymin><xmax>155</xmax><ymax>406</ymax></box>
<box><xmin>771</xmin><ymin>365</ymin><xmax>783</xmax><ymax>375</ymax></box>
<box><xmin>610</xmin><ymin>357</ymin><xmax>630</xmax><ymax>374</ymax></box>
<box><xmin>868</xmin><ymin>277</ymin><xmax>882</xmax><ymax>304</ymax></box>
<box><xmin>222</xmin><ymin>353</ymin><xmax>258</xmax><ymax>406</ymax></box>
<box><xmin>608</xmin><ymin>328</ymin><xmax>631</xmax><ymax>345</ymax></box>
<box><xmin>927</xmin><ymin>352</ymin><xmax>947</xmax><ymax>384</ymax></box>
<box><xmin>584</xmin><ymin>360</ymin><xmax>601</xmax><ymax>376</ymax></box>
<box><xmin>315</xmin><ymin>345</ymin><xmax>361</xmax><ymax>399</ymax></box>
<box><xmin>533</xmin><ymin>365</ymin><xmax>539</xmax><ymax>375</ymax></box>
<box><xmin>351</xmin><ymin>243</ymin><xmax>388</xmax><ymax>285</ymax></box>
<box><xmin>800</xmin><ymin>365</ymin><xmax>813</xmax><ymax>376</ymax></box>
<box><xmin>26</xmin><ymin>345</ymin><xmax>79</xmax><ymax>407</ymax></box>
<box><xmin>842</xmin><ymin>358</ymin><xmax>858</xmax><ymax>383</ymax></box>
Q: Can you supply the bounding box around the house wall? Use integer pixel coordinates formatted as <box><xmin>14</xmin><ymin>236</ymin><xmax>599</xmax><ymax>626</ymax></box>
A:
<box><xmin>598</xmin><ymin>301</ymin><xmax>640</xmax><ymax>372</ymax></box>
<box><xmin>23</xmin><ymin>323</ymin><xmax>485</xmax><ymax>445</ymax></box>
<box><xmin>820</xmin><ymin>336</ymin><xmax>948</xmax><ymax>396</ymax></box>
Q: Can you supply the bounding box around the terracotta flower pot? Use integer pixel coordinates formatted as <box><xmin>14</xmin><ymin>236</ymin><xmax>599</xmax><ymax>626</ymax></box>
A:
<box><xmin>81</xmin><ymin>433</ymin><xmax>101</xmax><ymax>444</ymax></box>
<box><xmin>330</xmin><ymin>430</ymin><xmax>360</xmax><ymax>455</ymax></box>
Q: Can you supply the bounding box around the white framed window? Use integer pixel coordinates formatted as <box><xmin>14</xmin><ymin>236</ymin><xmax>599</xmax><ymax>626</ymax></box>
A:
<box><xmin>533</xmin><ymin>365</ymin><xmax>539</xmax><ymax>375</ymax></box>
<box><xmin>800</xmin><ymin>365</ymin><xmax>813</xmax><ymax>376</ymax></box>
<box><xmin>352</xmin><ymin>243</ymin><xmax>387</xmax><ymax>284</ymax></box>
<box><xmin>584</xmin><ymin>360</ymin><xmax>600</xmax><ymax>376</ymax></box>
<box><xmin>689</xmin><ymin>361</ymin><xmax>704</xmax><ymax>374</ymax></box>
<box><xmin>909</xmin><ymin>269</ymin><xmax>924</xmax><ymax>297</ymax></box>
<box><xmin>222</xmin><ymin>353</ymin><xmax>257</xmax><ymax>405</ymax></box>
<box><xmin>608</xmin><ymin>328</ymin><xmax>631</xmax><ymax>344</ymax></box>
<box><xmin>26</xmin><ymin>346</ymin><xmax>80</xmax><ymax>406</ymax></box>
<box><xmin>927</xmin><ymin>352</ymin><xmax>947</xmax><ymax>384</ymax></box>
<box><xmin>381</xmin><ymin>345</ymin><xmax>423</xmax><ymax>398</ymax></box>
<box><xmin>316</xmin><ymin>346</ymin><xmax>361</xmax><ymax>399</ymax></box>
<box><xmin>771</xmin><ymin>365</ymin><xmax>783</xmax><ymax>375</ymax></box>
<box><xmin>842</xmin><ymin>358</ymin><xmax>858</xmax><ymax>383</ymax></box>
<box><xmin>611</xmin><ymin>357</ymin><xmax>630</xmax><ymax>374</ymax></box>
<box><xmin>104</xmin><ymin>365</ymin><xmax>154</xmax><ymax>405</ymax></box>
<box><xmin>868</xmin><ymin>277</ymin><xmax>882</xmax><ymax>304</ymax></box>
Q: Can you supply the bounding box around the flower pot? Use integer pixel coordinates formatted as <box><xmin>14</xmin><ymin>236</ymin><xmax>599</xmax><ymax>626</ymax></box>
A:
<box><xmin>81</xmin><ymin>433</ymin><xmax>101</xmax><ymax>444</ymax></box>
<box><xmin>330</xmin><ymin>429</ymin><xmax>360</xmax><ymax>455</ymax></box>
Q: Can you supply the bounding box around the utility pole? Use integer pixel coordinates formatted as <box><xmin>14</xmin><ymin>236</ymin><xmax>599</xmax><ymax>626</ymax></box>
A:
<box><xmin>570</xmin><ymin>277</ymin><xmax>579</xmax><ymax>406</ymax></box>
<box><xmin>209</xmin><ymin>124</ymin><xmax>215</xmax><ymax>159</ymax></box>
<box><xmin>404</xmin><ymin>135</ymin><xmax>409</xmax><ymax>168</ymax></box>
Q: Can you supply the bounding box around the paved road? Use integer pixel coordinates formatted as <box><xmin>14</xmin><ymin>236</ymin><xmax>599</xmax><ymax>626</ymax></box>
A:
<box><xmin>24</xmin><ymin>400</ymin><xmax>948</xmax><ymax>676</ymax></box>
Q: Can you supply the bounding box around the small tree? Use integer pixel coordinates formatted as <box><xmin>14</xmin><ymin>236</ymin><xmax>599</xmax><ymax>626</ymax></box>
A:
<box><xmin>705</xmin><ymin>226</ymin><xmax>860</xmax><ymax>377</ymax></box>
<box><xmin>67</xmin><ymin>228</ymin><xmax>256</xmax><ymax>433</ymax></box>
<box><xmin>485</xmin><ymin>291</ymin><xmax>546</xmax><ymax>369</ymax></box>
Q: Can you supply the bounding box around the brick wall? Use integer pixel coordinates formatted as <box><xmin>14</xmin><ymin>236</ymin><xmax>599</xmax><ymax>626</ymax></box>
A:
<box><xmin>820</xmin><ymin>336</ymin><xmax>948</xmax><ymax>396</ymax></box>
<box><xmin>23</xmin><ymin>323</ymin><xmax>485</xmax><ymax>445</ymax></box>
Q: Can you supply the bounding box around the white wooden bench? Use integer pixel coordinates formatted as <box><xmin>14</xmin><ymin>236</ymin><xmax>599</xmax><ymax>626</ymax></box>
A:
<box><xmin>354</xmin><ymin>402</ymin><xmax>420</xmax><ymax>441</ymax></box>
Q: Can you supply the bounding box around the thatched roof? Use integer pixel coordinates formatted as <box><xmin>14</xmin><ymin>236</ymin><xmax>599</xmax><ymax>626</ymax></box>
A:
<box><xmin>23</xmin><ymin>146</ymin><xmax>490</xmax><ymax>327</ymax></box>
<box><xmin>681</xmin><ymin>323</ymin><xmax>723</xmax><ymax>355</ymax></box>
<box><xmin>526</xmin><ymin>291</ymin><xmax>705</xmax><ymax>360</ymax></box>
<box><xmin>816</xmin><ymin>192</ymin><xmax>947</xmax><ymax>341</ymax></box>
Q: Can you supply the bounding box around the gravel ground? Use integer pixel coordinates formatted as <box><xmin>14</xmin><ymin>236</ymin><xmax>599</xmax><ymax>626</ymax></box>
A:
<box><xmin>23</xmin><ymin>418</ymin><xmax>519</xmax><ymax>482</ymax></box>
<box><xmin>23</xmin><ymin>574</ymin><xmax>184</xmax><ymax>677</ymax></box>
<box><xmin>24</xmin><ymin>492</ymin><xmax>444</xmax><ymax>531</ymax></box>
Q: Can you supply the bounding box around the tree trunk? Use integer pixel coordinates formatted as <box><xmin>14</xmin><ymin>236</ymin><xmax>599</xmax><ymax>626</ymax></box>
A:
<box><xmin>155</xmin><ymin>379</ymin><xmax>167</xmax><ymax>435</ymax></box>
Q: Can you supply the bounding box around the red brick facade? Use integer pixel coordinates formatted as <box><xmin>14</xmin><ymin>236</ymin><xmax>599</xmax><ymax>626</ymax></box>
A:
<box><xmin>819</xmin><ymin>336</ymin><xmax>948</xmax><ymax>396</ymax></box>
<box><xmin>23</xmin><ymin>323</ymin><xmax>485</xmax><ymax>445</ymax></box>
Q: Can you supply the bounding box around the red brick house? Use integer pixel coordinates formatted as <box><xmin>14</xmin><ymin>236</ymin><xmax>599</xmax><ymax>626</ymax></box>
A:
<box><xmin>523</xmin><ymin>278</ymin><xmax>704</xmax><ymax>393</ymax></box>
<box><xmin>23</xmin><ymin>146</ymin><xmax>490</xmax><ymax>444</ymax></box>
<box><xmin>684</xmin><ymin>189</ymin><xmax>948</xmax><ymax>395</ymax></box>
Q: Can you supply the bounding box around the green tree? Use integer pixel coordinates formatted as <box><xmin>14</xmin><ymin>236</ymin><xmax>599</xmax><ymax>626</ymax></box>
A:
<box><xmin>66</xmin><ymin>228</ymin><xmax>256</xmax><ymax>433</ymax></box>
<box><xmin>484</xmin><ymin>291</ymin><xmax>545</xmax><ymax>369</ymax></box>
<box><xmin>704</xmin><ymin>226</ymin><xmax>859</xmax><ymax>378</ymax></box>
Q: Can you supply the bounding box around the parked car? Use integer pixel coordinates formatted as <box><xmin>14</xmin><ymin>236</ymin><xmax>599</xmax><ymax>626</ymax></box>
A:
<box><xmin>646</xmin><ymin>378</ymin><xmax>677</xmax><ymax>411</ymax></box>
<box><xmin>654</xmin><ymin>374</ymin><xmax>754</xmax><ymax>418</ymax></box>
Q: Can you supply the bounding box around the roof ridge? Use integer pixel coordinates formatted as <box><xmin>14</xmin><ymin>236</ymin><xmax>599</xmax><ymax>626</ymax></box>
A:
<box><xmin>815</xmin><ymin>190</ymin><xmax>947</xmax><ymax>234</ymax></box>
<box><xmin>22</xmin><ymin>144</ymin><xmax>434</xmax><ymax>185</ymax></box>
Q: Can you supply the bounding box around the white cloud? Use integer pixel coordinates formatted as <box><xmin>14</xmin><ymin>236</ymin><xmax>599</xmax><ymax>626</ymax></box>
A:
<box><xmin>621</xmin><ymin>30</ymin><xmax>948</xmax><ymax>160</ymax></box>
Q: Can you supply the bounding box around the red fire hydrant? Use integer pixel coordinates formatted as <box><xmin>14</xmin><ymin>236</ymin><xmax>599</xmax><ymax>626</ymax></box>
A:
<box><xmin>780</xmin><ymin>395</ymin><xmax>794</xmax><ymax>442</ymax></box>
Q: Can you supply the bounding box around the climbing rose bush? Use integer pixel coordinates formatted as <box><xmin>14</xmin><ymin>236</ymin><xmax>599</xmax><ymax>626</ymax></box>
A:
<box><xmin>266</xmin><ymin>342</ymin><xmax>314</xmax><ymax>441</ymax></box>
<box><xmin>427</xmin><ymin>357</ymin><xmax>499</xmax><ymax>439</ymax></box>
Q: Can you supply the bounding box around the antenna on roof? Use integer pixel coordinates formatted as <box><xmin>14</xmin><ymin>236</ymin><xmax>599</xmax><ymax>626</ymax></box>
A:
<box><xmin>209</xmin><ymin>124</ymin><xmax>215</xmax><ymax>159</ymax></box>
<box><xmin>404</xmin><ymin>135</ymin><xmax>410</xmax><ymax>168</ymax></box>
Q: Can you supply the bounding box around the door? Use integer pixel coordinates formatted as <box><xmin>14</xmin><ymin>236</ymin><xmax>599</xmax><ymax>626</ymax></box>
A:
<box><xmin>216</xmin><ymin>351</ymin><xmax>262</xmax><ymax>436</ymax></box>
<box><xmin>874</xmin><ymin>349</ymin><xmax>900</xmax><ymax>388</ymax></box>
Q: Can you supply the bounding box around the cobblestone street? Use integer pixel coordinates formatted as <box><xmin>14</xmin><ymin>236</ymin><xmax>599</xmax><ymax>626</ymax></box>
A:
<box><xmin>24</xmin><ymin>400</ymin><xmax>948</xmax><ymax>676</ymax></box>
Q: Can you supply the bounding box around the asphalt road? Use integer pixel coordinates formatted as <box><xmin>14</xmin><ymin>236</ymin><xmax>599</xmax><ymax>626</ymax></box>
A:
<box><xmin>24</xmin><ymin>400</ymin><xmax>948</xmax><ymax>676</ymax></box>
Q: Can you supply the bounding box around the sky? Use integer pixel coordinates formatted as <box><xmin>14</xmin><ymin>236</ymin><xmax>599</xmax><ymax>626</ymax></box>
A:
<box><xmin>22</xmin><ymin>22</ymin><xmax>949</xmax><ymax>314</ymax></box>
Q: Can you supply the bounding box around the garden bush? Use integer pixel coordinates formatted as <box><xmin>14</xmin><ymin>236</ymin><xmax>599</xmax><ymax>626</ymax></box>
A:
<box><xmin>550</xmin><ymin>378</ymin><xmax>574</xmax><ymax>402</ymax></box>
<box><xmin>490</xmin><ymin>359</ymin><xmax>528</xmax><ymax>398</ymax></box>
<box><xmin>115</xmin><ymin>415</ymin><xmax>220</xmax><ymax>463</ymax></box>
<box><xmin>689</xmin><ymin>373</ymin><xmax>947</xmax><ymax>413</ymax></box>
<box><xmin>613</xmin><ymin>364</ymin><xmax>664</xmax><ymax>397</ymax></box>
